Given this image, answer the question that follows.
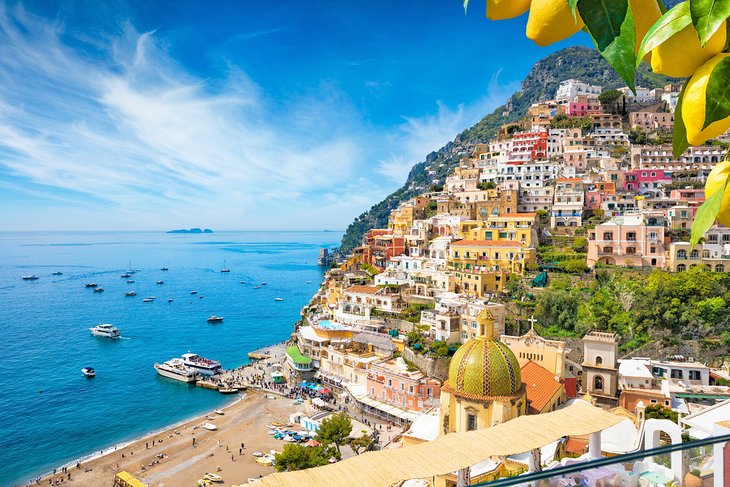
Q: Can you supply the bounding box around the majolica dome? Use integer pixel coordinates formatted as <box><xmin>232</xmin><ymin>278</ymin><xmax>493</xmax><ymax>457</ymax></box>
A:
<box><xmin>445</xmin><ymin>336</ymin><xmax>523</xmax><ymax>400</ymax></box>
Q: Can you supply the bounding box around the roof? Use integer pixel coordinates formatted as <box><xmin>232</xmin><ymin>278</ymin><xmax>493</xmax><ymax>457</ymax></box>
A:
<box><xmin>286</xmin><ymin>346</ymin><xmax>312</xmax><ymax>365</ymax></box>
<box><xmin>600</xmin><ymin>418</ymin><xmax>641</xmax><ymax>454</ymax></box>
<box><xmin>681</xmin><ymin>399</ymin><xmax>730</xmax><ymax>437</ymax></box>
<box><xmin>618</xmin><ymin>359</ymin><xmax>653</xmax><ymax>379</ymax></box>
<box><xmin>352</xmin><ymin>332</ymin><xmax>396</xmax><ymax>351</ymax></box>
<box><xmin>346</xmin><ymin>285</ymin><xmax>381</xmax><ymax>294</ymax></box>
<box><xmin>115</xmin><ymin>471</ymin><xmax>147</xmax><ymax>487</ymax></box>
<box><xmin>451</xmin><ymin>239</ymin><xmax>525</xmax><ymax>248</ymax></box>
<box><xmin>521</xmin><ymin>361</ymin><xmax>563</xmax><ymax>413</ymax></box>
<box><xmin>402</xmin><ymin>409</ymin><xmax>440</xmax><ymax>442</ymax></box>
<box><xmin>255</xmin><ymin>401</ymin><xmax>624</xmax><ymax>487</ymax></box>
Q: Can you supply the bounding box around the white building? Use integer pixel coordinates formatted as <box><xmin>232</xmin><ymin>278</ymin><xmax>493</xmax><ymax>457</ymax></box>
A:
<box><xmin>555</xmin><ymin>79</ymin><xmax>602</xmax><ymax>103</ymax></box>
<box><xmin>479</xmin><ymin>160</ymin><xmax>559</xmax><ymax>186</ymax></box>
<box><xmin>618</xmin><ymin>86</ymin><xmax>654</xmax><ymax>103</ymax></box>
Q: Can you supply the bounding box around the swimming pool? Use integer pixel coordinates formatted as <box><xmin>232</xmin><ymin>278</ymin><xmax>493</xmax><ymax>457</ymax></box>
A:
<box><xmin>317</xmin><ymin>320</ymin><xmax>349</xmax><ymax>330</ymax></box>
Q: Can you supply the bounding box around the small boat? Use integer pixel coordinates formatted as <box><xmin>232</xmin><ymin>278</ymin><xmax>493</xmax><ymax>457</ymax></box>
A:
<box><xmin>253</xmin><ymin>286</ymin><xmax>262</xmax><ymax>289</ymax></box>
<box><xmin>161</xmin><ymin>267</ymin><xmax>169</xmax><ymax>271</ymax></box>
<box><xmin>21</xmin><ymin>275</ymin><xmax>39</xmax><ymax>280</ymax></box>
<box><xmin>202</xmin><ymin>422</ymin><xmax>217</xmax><ymax>431</ymax></box>
<box><xmin>218</xmin><ymin>386</ymin><xmax>238</xmax><ymax>394</ymax></box>
<box><xmin>220</xmin><ymin>261</ymin><xmax>230</xmax><ymax>273</ymax></box>
<box><xmin>143</xmin><ymin>298</ymin><xmax>154</xmax><ymax>302</ymax></box>
<box><xmin>240</xmin><ymin>281</ymin><xmax>246</xmax><ymax>284</ymax></box>
<box><xmin>168</xmin><ymin>298</ymin><xmax>173</xmax><ymax>303</ymax></box>
<box><xmin>156</xmin><ymin>280</ymin><xmax>164</xmax><ymax>285</ymax></box>
<box><xmin>203</xmin><ymin>473</ymin><xmax>223</xmax><ymax>483</ymax></box>
<box><xmin>125</xmin><ymin>291</ymin><xmax>137</xmax><ymax>297</ymax></box>
<box><xmin>199</xmin><ymin>295</ymin><xmax>204</xmax><ymax>299</ymax></box>
<box><xmin>127</xmin><ymin>279</ymin><xmax>135</xmax><ymax>283</ymax></box>
<box><xmin>81</xmin><ymin>367</ymin><xmax>96</xmax><ymax>377</ymax></box>
<box><xmin>85</xmin><ymin>283</ymin><xmax>97</xmax><ymax>288</ymax></box>
<box><xmin>306</xmin><ymin>281</ymin><xmax>312</xmax><ymax>284</ymax></box>
<box><xmin>52</xmin><ymin>271</ymin><xmax>63</xmax><ymax>276</ymax></box>
<box><xmin>121</xmin><ymin>273</ymin><xmax>131</xmax><ymax>278</ymax></box>
<box><xmin>214</xmin><ymin>409</ymin><xmax>224</xmax><ymax>415</ymax></box>
<box><xmin>89</xmin><ymin>323</ymin><xmax>120</xmax><ymax>338</ymax></box>
<box><xmin>274</xmin><ymin>297</ymin><xmax>284</xmax><ymax>302</ymax></box>
<box><xmin>190</xmin><ymin>291</ymin><xmax>198</xmax><ymax>295</ymax></box>
<box><xmin>260</xmin><ymin>282</ymin><xmax>268</xmax><ymax>286</ymax></box>
<box><xmin>93</xmin><ymin>287</ymin><xmax>104</xmax><ymax>293</ymax></box>
<box><xmin>207</xmin><ymin>316</ymin><xmax>224</xmax><ymax>323</ymax></box>
<box><xmin>252</xmin><ymin>451</ymin><xmax>264</xmax><ymax>457</ymax></box>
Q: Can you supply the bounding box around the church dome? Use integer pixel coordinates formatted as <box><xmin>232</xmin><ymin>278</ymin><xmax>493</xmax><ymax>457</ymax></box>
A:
<box><xmin>445</xmin><ymin>336</ymin><xmax>523</xmax><ymax>400</ymax></box>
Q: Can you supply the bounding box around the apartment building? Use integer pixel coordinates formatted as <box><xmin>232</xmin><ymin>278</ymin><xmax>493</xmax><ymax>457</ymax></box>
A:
<box><xmin>586</xmin><ymin>212</ymin><xmax>666</xmax><ymax>268</ymax></box>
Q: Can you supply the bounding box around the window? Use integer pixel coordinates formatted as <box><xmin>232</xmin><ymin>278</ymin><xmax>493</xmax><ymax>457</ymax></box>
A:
<box><xmin>596</xmin><ymin>356</ymin><xmax>603</xmax><ymax>366</ymax></box>
<box><xmin>467</xmin><ymin>414</ymin><xmax>477</xmax><ymax>431</ymax></box>
<box><xmin>471</xmin><ymin>321</ymin><xmax>477</xmax><ymax>329</ymax></box>
<box><xmin>677</xmin><ymin>264</ymin><xmax>686</xmax><ymax>272</ymax></box>
<box><xmin>626</xmin><ymin>232</ymin><xmax>636</xmax><ymax>241</ymax></box>
<box><xmin>690</xmin><ymin>249</ymin><xmax>699</xmax><ymax>259</ymax></box>
<box><xmin>670</xmin><ymin>369</ymin><xmax>683</xmax><ymax>379</ymax></box>
<box><xmin>677</xmin><ymin>249</ymin><xmax>687</xmax><ymax>260</ymax></box>
<box><xmin>594</xmin><ymin>376</ymin><xmax>604</xmax><ymax>391</ymax></box>
<box><xmin>716</xmin><ymin>265</ymin><xmax>725</xmax><ymax>272</ymax></box>
<box><xmin>484</xmin><ymin>231</ymin><xmax>493</xmax><ymax>241</ymax></box>
<box><xmin>388</xmin><ymin>379</ymin><xmax>392</xmax><ymax>387</ymax></box>
<box><xmin>603</xmin><ymin>232</ymin><xmax>613</xmax><ymax>241</ymax></box>
<box><xmin>689</xmin><ymin>370</ymin><xmax>701</xmax><ymax>381</ymax></box>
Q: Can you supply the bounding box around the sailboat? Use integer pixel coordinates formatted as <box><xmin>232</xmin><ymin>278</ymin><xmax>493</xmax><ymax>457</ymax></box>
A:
<box><xmin>220</xmin><ymin>260</ymin><xmax>230</xmax><ymax>273</ymax></box>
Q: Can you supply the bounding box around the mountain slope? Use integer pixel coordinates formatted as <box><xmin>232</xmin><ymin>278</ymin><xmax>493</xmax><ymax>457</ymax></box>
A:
<box><xmin>340</xmin><ymin>46</ymin><xmax>676</xmax><ymax>252</ymax></box>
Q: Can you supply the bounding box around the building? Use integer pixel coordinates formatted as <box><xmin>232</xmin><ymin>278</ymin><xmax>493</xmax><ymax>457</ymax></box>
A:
<box><xmin>624</xmin><ymin>169</ymin><xmax>671</xmax><ymax>196</ymax></box>
<box><xmin>629</xmin><ymin>111</ymin><xmax>674</xmax><ymax>133</ymax></box>
<box><xmin>630</xmin><ymin>145</ymin><xmax>725</xmax><ymax>178</ymax></box>
<box><xmin>618</xmin><ymin>86</ymin><xmax>654</xmax><ymax>103</ymax></box>
<box><xmin>366</xmin><ymin>357</ymin><xmax>441</xmax><ymax>413</ymax></box>
<box><xmin>461</xmin><ymin>213</ymin><xmax>539</xmax><ymax>247</ymax></box>
<box><xmin>521</xmin><ymin>360</ymin><xmax>567</xmax><ymax>414</ymax></box>
<box><xmin>555</xmin><ymin>79</ymin><xmax>602</xmax><ymax>103</ymax></box>
<box><xmin>501</xmin><ymin>325</ymin><xmax>567</xmax><ymax>381</ymax></box>
<box><xmin>566</xmin><ymin>95</ymin><xmax>602</xmax><ymax>117</ymax></box>
<box><xmin>666</xmin><ymin>225</ymin><xmax>730</xmax><ymax>272</ymax></box>
<box><xmin>518</xmin><ymin>183</ymin><xmax>554</xmax><ymax>212</ymax></box>
<box><xmin>449</xmin><ymin>239</ymin><xmax>536</xmax><ymax>275</ymax></box>
<box><xmin>586</xmin><ymin>212</ymin><xmax>666</xmax><ymax>268</ymax></box>
<box><xmin>551</xmin><ymin>178</ymin><xmax>584</xmax><ymax>227</ymax></box>
<box><xmin>581</xmin><ymin>331</ymin><xmax>619</xmax><ymax>404</ymax></box>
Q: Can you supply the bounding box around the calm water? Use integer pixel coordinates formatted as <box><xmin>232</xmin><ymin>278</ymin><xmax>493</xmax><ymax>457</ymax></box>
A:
<box><xmin>0</xmin><ymin>231</ymin><xmax>340</xmax><ymax>486</ymax></box>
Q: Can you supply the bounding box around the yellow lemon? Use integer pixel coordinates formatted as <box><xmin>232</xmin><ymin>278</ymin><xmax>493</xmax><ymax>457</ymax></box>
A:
<box><xmin>487</xmin><ymin>0</ymin><xmax>531</xmax><ymax>20</ymax></box>
<box><xmin>651</xmin><ymin>23</ymin><xmax>726</xmax><ymax>78</ymax></box>
<box><xmin>682</xmin><ymin>53</ymin><xmax>730</xmax><ymax>146</ymax></box>
<box><xmin>526</xmin><ymin>0</ymin><xmax>584</xmax><ymax>47</ymax></box>
<box><xmin>704</xmin><ymin>159</ymin><xmax>730</xmax><ymax>227</ymax></box>
<box><xmin>630</xmin><ymin>0</ymin><xmax>662</xmax><ymax>62</ymax></box>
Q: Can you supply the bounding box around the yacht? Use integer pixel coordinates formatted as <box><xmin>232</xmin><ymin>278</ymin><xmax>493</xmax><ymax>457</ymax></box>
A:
<box><xmin>143</xmin><ymin>297</ymin><xmax>154</xmax><ymax>302</ymax></box>
<box><xmin>190</xmin><ymin>290</ymin><xmax>198</xmax><ymax>295</ymax></box>
<box><xmin>81</xmin><ymin>367</ymin><xmax>96</xmax><ymax>377</ymax></box>
<box><xmin>253</xmin><ymin>286</ymin><xmax>262</xmax><ymax>289</ymax></box>
<box><xmin>274</xmin><ymin>297</ymin><xmax>284</xmax><ymax>302</ymax></box>
<box><xmin>127</xmin><ymin>279</ymin><xmax>135</xmax><ymax>283</ymax></box>
<box><xmin>168</xmin><ymin>298</ymin><xmax>174</xmax><ymax>303</ymax></box>
<box><xmin>121</xmin><ymin>272</ymin><xmax>131</xmax><ymax>278</ymax></box>
<box><xmin>93</xmin><ymin>287</ymin><xmax>104</xmax><ymax>293</ymax></box>
<box><xmin>125</xmin><ymin>291</ymin><xmax>137</xmax><ymax>297</ymax></box>
<box><xmin>161</xmin><ymin>267</ymin><xmax>169</xmax><ymax>271</ymax></box>
<box><xmin>154</xmin><ymin>359</ymin><xmax>197</xmax><ymax>383</ymax></box>
<box><xmin>89</xmin><ymin>323</ymin><xmax>120</xmax><ymax>338</ymax></box>
<box><xmin>220</xmin><ymin>261</ymin><xmax>230</xmax><ymax>273</ymax></box>
<box><xmin>207</xmin><ymin>316</ymin><xmax>224</xmax><ymax>323</ymax></box>
<box><xmin>181</xmin><ymin>353</ymin><xmax>221</xmax><ymax>377</ymax></box>
<box><xmin>52</xmin><ymin>271</ymin><xmax>63</xmax><ymax>276</ymax></box>
<box><xmin>21</xmin><ymin>275</ymin><xmax>39</xmax><ymax>280</ymax></box>
<box><xmin>260</xmin><ymin>282</ymin><xmax>268</xmax><ymax>286</ymax></box>
<box><xmin>85</xmin><ymin>282</ymin><xmax>97</xmax><ymax>288</ymax></box>
<box><xmin>156</xmin><ymin>280</ymin><xmax>164</xmax><ymax>285</ymax></box>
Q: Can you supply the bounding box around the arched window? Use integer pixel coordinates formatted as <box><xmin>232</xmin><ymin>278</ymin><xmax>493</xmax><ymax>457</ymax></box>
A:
<box><xmin>594</xmin><ymin>375</ymin><xmax>604</xmax><ymax>392</ymax></box>
<box><xmin>596</xmin><ymin>356</ymin><xmax>603</xmax><ymax>366</ymax></box>
<box><xmin>716</xmin><ymin>265</ymin><xmax>725</xmax><ymax>273</ymax></box>
<box><xmin>690</xmin><ymin>249</ymin><xmax>699</xmax><ymax>259</ymax></box>
<box><xmin>677</xmin><ymin>264</ymin><xmax>686</xmax><ymax>272</ymax></box>
<box><xmin>677</xmin><ymin>250</ymin><xmax>687</xmax><ymax>260</ymax></box>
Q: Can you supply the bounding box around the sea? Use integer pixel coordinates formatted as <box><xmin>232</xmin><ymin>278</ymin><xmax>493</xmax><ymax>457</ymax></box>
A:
<box><xmin>0</xmin><ymin>230</ymin><xmax>341</xmax><ymax>486</ymax></box>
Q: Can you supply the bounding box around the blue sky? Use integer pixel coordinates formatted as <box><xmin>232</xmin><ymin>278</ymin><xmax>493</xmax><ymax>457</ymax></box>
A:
<box><xmin>0</xmin><ymin>0</ymin><xmax>589</xmax><ymax>231</ymax></box>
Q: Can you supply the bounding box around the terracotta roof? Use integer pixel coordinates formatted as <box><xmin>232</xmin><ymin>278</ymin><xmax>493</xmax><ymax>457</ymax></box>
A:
<box><xmin>521</xmin><ymin>360</ymin><xmax>563</xmax><ymax>414</ymax></box>
<box><xmin>345</xmin><ymin>285</ymin><xmax>381</xmax><ymax>295</ymax></box>
<box><xmin>564</xmin><ymin>438</ymin><xmax>588</xmax><ymax>454</ymax></box>
<box><xmin>490</xmin><ymin>212</ymin><xmax>537</xmax><ymax>219</ymax></box>
<box><xmin>451</xmin><ymin>239</ymin><xmax>525</xmax><ymax>247</ymax></box>
<box><xmin>556</xmin><ymin>177</ymin><xmax>583</xmax><ymax>182</ymax></box>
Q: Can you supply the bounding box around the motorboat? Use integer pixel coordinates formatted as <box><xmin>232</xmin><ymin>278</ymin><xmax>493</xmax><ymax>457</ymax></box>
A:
<box><xmin>154</xmin><ymin>359</ymin><xmax>198</xmax><ymax>383</ymax></box>
<box><xmin>202</xmin><ymin>422</ymin><xmax>217</xmax><ymax>431</ymax></box>
<box><xmin>127</xmin><ymin>279</ymin><xmax>135</xmax><ymax>283</ymax></box>
<box><xmin>52</xmin><ymin>271</ymin><xmax>63</xmax><ymax>276</ymax></box>
<box><xmin>81</xmin><ymin>367</ymin><xmax>96</xmax><ymax>377</ymax></box>
<box><xmin>214</xmin><ymin>409</ymin><xmax>224</xmax><ymax>415</ymax></box>
<box><xmin>240</xmin><ymin>281</ymin><xmax>246</xmax><ymax>284</ymax></box>
<box><xmin>190</xmin><ymin>290</ymin><xmax>198</xmax><ymax>295</ymax></box>
<box><xmin>156</xmin><ymin>280</ymin><xmax>164</xmax><ymax>285</ymax></box>
<box><xmin>220</xmin><ymin>261</ymin><xmax>230</xmax><ymax>273</ymax></box>
<box><xmin>121</xmin><ymin>273</ymin><xmax>131</xmax><ymax>278</ymax></box>
<box><xmin>85</xmin><ymin>282</ymin><xmax>97</xmax><ymax>288</ymax></box>
<box><xmin>218</xmin><ymin>386</ymin><xmax>238</xmax><ymax>394</ymax></box>
<box><xmin>181</xmin><ymin>353</ymin><xmax>222</xmax><ymax>376</ymax></box>
<box><xmin>89</xmin><ymin>323</ymin><xmax>120</xmax><ymax>338</ymax></box>
<box><xmin>21</xmin><ymin>275</ymin><xmax>39</xmax><ymax>280</ymax></box>
<box><xmin>143</xmin><ymin>297</ymin><xmax>154</xmax><ymax>302</ymax></box>
<box><xmin>260</xmin><ymin>282</ymin><xmax>268</xmax><ymax>286</ymax></box>
<box><xmin>274</xmin><ymin>297</ymin><xmax>284</xmax><ymax>302</ymax></box>
<box><xmin>125</xmin><ymin>291</ymin><xmax>137</xmax><ymax>297</ymax></box>
<box><xmin>253</xmin><ymin>286</ymin><xmax>262</xmax><ymax>289</ymax></box>
<box><xmin>93</xmin><ymin>287</ymin><xmax>104</xmax><ymax>293</ymax></box>
<box><xmin>168</xmin><ymin>298</ymin><xmax>173</xmax><ymax>303</ymax></box>
<box><xmin>207</xmin><ymin>316</ymin><xmax>224</xmax><ymax>323</ymax></box>
<box><xmin>203</xmin><ymin>473</ymin><xmax>223</xmax><ymax>483</ymax></box>
<box><xmin>161</xmin><ymin>267</ymin><xmax>169</xmax><ymax>271</ymax></box>
<box><xmin>199</xmin><ymin>295</ymin><xmax>204</xmax><ymax>299</ymax></box>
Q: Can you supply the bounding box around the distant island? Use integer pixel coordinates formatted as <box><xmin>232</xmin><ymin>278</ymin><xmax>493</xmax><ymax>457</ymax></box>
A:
<box><xmin>166</xmin><ymin>228</ymin><xmax>214</xmax><ymax>234</ymax></box>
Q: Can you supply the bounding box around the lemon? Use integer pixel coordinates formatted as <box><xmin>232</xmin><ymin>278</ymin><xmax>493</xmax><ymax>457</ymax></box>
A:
<box><xmin>651</xmin><ymin>23</ymin><xmax>726</xmax><ymax>78</ymax></box>
<box><xmin>630</xmin><ymin>0</ymin><xmax>662</xmax><ymax>62</ymax></box>
<box><xmin>682</xmin><ymin>53</ymin><xmax>730</xmax><ymax>146</ymax></box>
<box><xmin>526</xmin><ymin>0</ymin><xmax>584</xmax><ymax>47</ymax></box>
<box><xmin>487</xmin><ymin>0</ymin><xmax>531</xmax><ymax>20</ymax></box>
<box><xmin>704</xmin><ymin>159</ymin><xmax>730</xmax><ymax>227</ymax></box>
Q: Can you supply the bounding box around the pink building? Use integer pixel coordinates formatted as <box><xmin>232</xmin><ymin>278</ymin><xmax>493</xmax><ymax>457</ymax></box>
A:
<box><xmin>587</xmin><ymin>212</ymin><xmax>667</xmax><ymax>268</ymax></box>
<box><xmin>566</xmin><ymin>96</ymin><xmax>603</xmax><ymax>117</ymax></box>
<box><xmin>624</xmin><ymin>169</ymin><xmax>671</xmax><ymax>195</ymax></box>
<box><xmin>366</xmin><ymin>357</ymin><xmax>441</xmax><ymax>413</ymax></box>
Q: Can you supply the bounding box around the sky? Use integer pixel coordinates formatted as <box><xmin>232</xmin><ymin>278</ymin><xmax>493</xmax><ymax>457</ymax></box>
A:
<box><xmin>0</xmin><ymin>0</ymin><xmax>589</xmax><ymax>231</ymax></box>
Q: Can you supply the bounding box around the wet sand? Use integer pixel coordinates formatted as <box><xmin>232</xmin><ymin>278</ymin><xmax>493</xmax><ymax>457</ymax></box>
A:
<box><xmin>40</xmin><ymin>391</ymin><xmax>306</xmax><ymax>487</ymax></box>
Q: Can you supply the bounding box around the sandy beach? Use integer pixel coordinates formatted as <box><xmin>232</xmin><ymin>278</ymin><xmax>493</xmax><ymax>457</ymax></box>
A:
<box><xmin>38</xmin><ymin>390</ymin><xmax>303</xmax><ymax>487</ymax></box>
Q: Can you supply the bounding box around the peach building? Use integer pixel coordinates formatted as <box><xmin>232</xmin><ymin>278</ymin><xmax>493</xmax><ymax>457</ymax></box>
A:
<box><xmin>587</xmin><ymin>212</ymin><xmax>667</xmax><ymax>268</ymax></box>
<box><xmin>366</xmin><ymin>357</ymin><xmax>441</xmax><ymax>412</ymax></box>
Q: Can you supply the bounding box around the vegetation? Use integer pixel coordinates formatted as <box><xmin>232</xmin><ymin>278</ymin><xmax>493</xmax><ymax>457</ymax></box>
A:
<box><xmin>315</xmin><ymin>413</ymin><xmax>353</xmax><ymax>454</ymax></box>
<box><xmin>644</xmin><ymin>404</ymin><xmax>679</xmax><ymax>423</ymax></box>
<box><xmin>477</xmin><ymin>181</ymin><xmax>496</xmax><ymax>190</ymax></box>
<box><xmin>274</xmin><ymin>444</ymin><xmax>339</xmax><ymax>472</ymax></box>
<box><xmin>597</xmin><ymin>89</ymin><xmax>624</xmax><ymax>114</ymax></box>
<box><xmin>550</xmin><ymin>114</ymin><xmax>593</xmax><ymax>131</ymax></box>
<box><xmin>349</xmin><ymin>433</ymin><xmax>373</xmax><ymax>455</ymax></box>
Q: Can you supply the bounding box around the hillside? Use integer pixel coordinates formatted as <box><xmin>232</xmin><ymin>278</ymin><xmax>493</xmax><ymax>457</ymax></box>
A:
<box><xmin>340</xmin><ymin>46</ymin><xmax>676</xmax><ymax>253</ymax></box>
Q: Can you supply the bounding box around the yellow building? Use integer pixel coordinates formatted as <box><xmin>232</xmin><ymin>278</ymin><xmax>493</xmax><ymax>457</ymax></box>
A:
<box><xmin>501</xmin><ymin>324</ymin><xmax>567</xmax><ymax>380</ymax></box>
<box><xmin>449</xmin><ymin>239</ymin><xmax>536</xmax><ymax>275</ymax></box>
<box><xmin>460</xmin><ymin>213</ymin><xmax>539</xmax><ymax>248</ymax></box>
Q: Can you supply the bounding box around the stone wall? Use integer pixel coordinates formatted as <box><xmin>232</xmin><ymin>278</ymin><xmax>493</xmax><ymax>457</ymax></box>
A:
<box><xmin>402</xmin><ymin>346</ymin><xmax>451</xmax><ymax>382</ymax></box>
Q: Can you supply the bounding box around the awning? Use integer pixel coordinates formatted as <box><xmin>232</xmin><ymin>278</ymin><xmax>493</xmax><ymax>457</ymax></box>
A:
<box><xmin>353</xmin><ymin>395</ymin><xmax>420</xmax><ymax>422</ymax></box>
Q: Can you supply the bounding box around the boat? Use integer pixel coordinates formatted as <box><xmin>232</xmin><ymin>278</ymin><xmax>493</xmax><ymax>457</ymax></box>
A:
<box><xmin>161</xmin><ymin>267</ymin><xmax>169</xmax><ymax>271</ymax></box>
<box><xmin>121</xmin><ymin>273</ymin><xmax>131</xmax><ymax>278</ymax></box>
<box><xmin>254</xmin><ymin>455</ymin><xmax>274</xmax><ymax>466</ymax></box>
<box><xmin>93</xmin><ymin>287</ymin><xmax>104</xmax><ymax>293</ymax></box>
<box><xmin>220</xmin><ymin>261</ymin><xmax>230</xmax><ymax>273</ymax></box>
<box><xmin>207</xmin><ymin>316</ymin><xmax>224</xmax><ymax>323</ymax></box>
<box><xmin>154</xmin><ymin>359</ymin><xmax>198</xmax><ymax>383</ymax></box>
<box><xmin>127</xmin><ymin>279</ymin><xmax>135</xmax><ymax>283</ymax></box>
<box><xmin>156</xmin><ymin>280</ymin><xmax>164</xmax><ymax>285</ymax></box>
<box><xmin>253</xmin><ymin>286</ymin><xmax>262</xmax><ymax>289</ymax></box>
<box><xmin>240</xmin><ymin>281</ymin><xmax>246</xmax><ymax>284</ymax></box>
<box><xmin>274</xmin><ymin>297</ymin><xmax>284</xmax><ymax>302</ymax></box>
<box><xmin>85</xmin><ymin>282</ymin><xmax>97</xmax><ymax>288</ymax></box>
<box><xmin>218</xmin><ymin>386</ymin><xmax>238</xmax><ymax>394</ymax></box>
<box><xmin>125</xmin><ymin>291</ymin><xmax>137</xmax><ymax>297</ymax></box>
<box><xmin>21</xmin><ymin>275</ymin><xmax>39</xmax><ymax>280</ymax></box>
<box><xmin>81</xmin><ymin>367</ymin><xmax>96</xmax><ymax>377</ymax></box>
<box><xmin>89</xmin><ymin>323</ymin><xmax>120</xmax><ymax>338</ymax></box>
<box><xmin>202</xmin><ymin>422</ymin><xmax>217</xmax><ymax>431</ymax></box>
<box><xmin>143</xmin><ymin>297</ymin><xmax>154</xmax><ymax>302</ymax></box>
<box><xmin>252</xmin><ymin>451</ymin><xmax>264</xmax><ymax>457</ymax></box>
<box><xmin>168</xmin><ymin>298</ymin><xmax>173</xmax><ymax>303</ymax></box>
<box><xmin>214</xmin><ymin>409</ymin><xmax>224</xmax><ymax>415</ymax></box>
<box><xmin>52</xmin><ymin>271</ymin><xmax>63</xmax><ymax>276</ymax></box>
<box><xmin>203</xmin><ymin>473</ymin><xmax>223</xmax><ymax>483</ymax></box>
<box><xmin>181</xmin><ymin>353</ymin><xmax>222</xmax><ymax>376</ymax></box>
<box><xmin>260</xmin><ymin>282</ymin><xmax>268</xmax><ymax>286</ymax></box>
<box><xmin>190</xmin><ymin>290</ymin><xmax>198</xmax><ymax>295</ymax></box>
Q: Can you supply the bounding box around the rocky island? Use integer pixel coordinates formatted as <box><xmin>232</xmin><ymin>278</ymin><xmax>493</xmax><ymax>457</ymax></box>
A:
<box><xmin>166</xmin><ymin>228</ymin><xmax>214</xmax><ymax>234</ymax></box>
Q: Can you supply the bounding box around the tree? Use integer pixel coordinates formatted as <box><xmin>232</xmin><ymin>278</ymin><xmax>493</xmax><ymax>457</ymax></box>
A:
<box><xmin>430</xmin><ymin>184</ymin><xmax>444</xmax><ymax>192</ymax></box>
<box><xmin>350</xmin><ymin>433</ymin><xmax>372</xmax><ymax>455</ymax></box>
<box><xmin>571</xmin><ymin>236</ymin><xmax>588</xmax><ymax>253</ymax></box>
<box><xmin>644</xmin><ymin>405</ymin><xmax>678</xmax><ymax>423</ymax></box>
<box><xmin>316</xmin><ymin>413</ymin><xmax>353</xmax><ymax>454</ymax></box>
<box><xmin>557</xmin><ymin>259</ymin><xmax>589</xmax><ymax>274</ymax></box>
<box><xmin>477</xmin><ymin>181</ymin><xmax>496</xmax><ymax>190</ymax></box>
<box><xmin>597</xmin><ymin>89</ymin><xmax>623</xmax><ymax>114</ymax></box>
<box><xmin>274</xmin><ymin>444</ymin><xmax>335</xmax><ymax>472</ymax></box>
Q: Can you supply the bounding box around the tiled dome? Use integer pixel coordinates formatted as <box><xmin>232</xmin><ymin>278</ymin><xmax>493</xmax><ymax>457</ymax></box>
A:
<box><xmin>446</xmin><ymin>336</ymin><xmax>522</xmax><ymax>400</ymax></box>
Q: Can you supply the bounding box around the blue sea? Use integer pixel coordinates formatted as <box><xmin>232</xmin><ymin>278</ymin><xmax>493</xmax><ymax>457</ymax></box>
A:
<box><xmin>0</xmin><ymin>230</ymin><xmax>341</xmax><ymax>486</ymax></box>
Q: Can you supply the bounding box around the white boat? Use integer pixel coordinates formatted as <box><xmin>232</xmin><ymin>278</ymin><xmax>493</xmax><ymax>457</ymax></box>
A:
<box><xmin>125</xmin><ymin>291</ymin><xmax>137</xmax><ymax>297</ymax></box>
<box><xmin>85</xmin><ymin>282</ymin><xmax>97</xmax><ymax>288</ymax></box>
<box><xmin>181</xmin><ymin>353</ymin><xmax>222</xmax><ymax>376</ymax></box>
<box><xmin>168</xmin><ymin>298</ymin><xmax>173</xmax><ymax>303</ymax></box>
<box><xmin>260</xmin><ymin>282</ymin><xmax>268</xmax><ymax>286</ymax></box>
<box><xmin>156</xmin><ymin>280</ymin><xmax>164</xmax><ymax>285</ymax></box>
<box><xmin>203</xmin><ymin>473</ymin><xmax>223</xmax><ymax>483</ymax></box>
<box><xmin>274</xmin><ymin>297</ymin><xmax>284</xmax><ymax>302</ymax></box>
<box><xmin>214</xmin><ymin>409</ymin><xmax>224</xmax><ymax>415</ymax></box>
<box><xmin>93</xmin><ymin>287</ymin><xmax>104</xmax><ymax>293</ymax></box>
<box><xmin>81</xmin><ymin>367</ymin><xmax>96</xmax><ymax>377</ymax></box>
<box><xmin>52</xmin><ymin>271</ymin><xmax>63</xmax><ymax>276</ymax></box>
<box><xmin>127</xmin><ymin>279</ymin><xmax>135</xmax><ymax>283</ymax></box>
<box><xmin>89</xmin><ymin>323</ymin><xmax>120</xmax><ymax>338</ymax></box>
<box><xmin>202</xmin><ymin>422</ymin><xmax>217</xmax><ymax>431</ymax></box>
<box><xmin>21</xmin><ymin>275</ymin><xmax>39</xmax><ymax>280</ymax></box>
<box><xmin>207</xmin><ymin>316</ymin><xmax>224</xmax><ymax>323</ymax></box>
<box><xmin>190</xmin><ymin>290</ymin><xmax>198</xmax><ymax>295</ymax></box>
<box><xmin>121</xmin><ymin>272</ymin><xmax>131</xmax><ymax>278</ymax></box>
<box><xmin>143</xmin><ymin>298</ymin><xmax>154</xmax><ymax>302</ymax></box>
<box><xmin>154</xmin><ymin>359</ymin><xmax>198</xmax><ymax>382</ymax></box>
<box><xmin>220</xmin><ymin>261</ymin><xmax>230</xmax><ymax>273</ymax></box>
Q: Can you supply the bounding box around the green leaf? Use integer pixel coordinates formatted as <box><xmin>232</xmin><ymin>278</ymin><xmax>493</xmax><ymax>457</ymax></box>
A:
<box><xmin>568</xmin><ymin>0</ymin><xmax>579</xmax><ymax>21</ymax></box>
<box><xmin>463</xmin><ymin>0</ymin><xmax>470</xmax><ymax>14</ymax></box>
<box><xmin>689</xmin><ymin>0</ymin><xmax>730</xmax><ymax>46</ymax></box>
<box><xmin>636</xmin><ymin>2</ymin><xmax>692</xmax><ymax>66</ymax></box>
<box><xmin>703</xmin><ymin>56</ymin><xmax>730</xmax><ymax>129</ymax></box>
<box><xmin>690</xmin><ymin>173</ymin><xmax>730</xmax><ymax>248</ymax></box>
<box><xmin>578</xmin><ymin>0</ymin><xmax>637</xmax><ymax>91</ymax></box>
<box><xmin>673</xmin><ymin>80</ymin><xmax>691</xmax><ymax>158</ymax></box>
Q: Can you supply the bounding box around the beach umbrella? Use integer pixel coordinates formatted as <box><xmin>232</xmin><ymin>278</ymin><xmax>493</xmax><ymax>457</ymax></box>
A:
<box><xmin>305</xmin><ymin>439</ymin><xmax>320</xmax><ymax>447</ymax></box>
<box><xmin>300</xmin><ymin>381</ymin><xmax>308</xmax><ymax>387</ymax></box>
<box><xmin>320</xmin><ymin>388</ymin><xmax>331</xmax><ymax>394</ymax></box>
